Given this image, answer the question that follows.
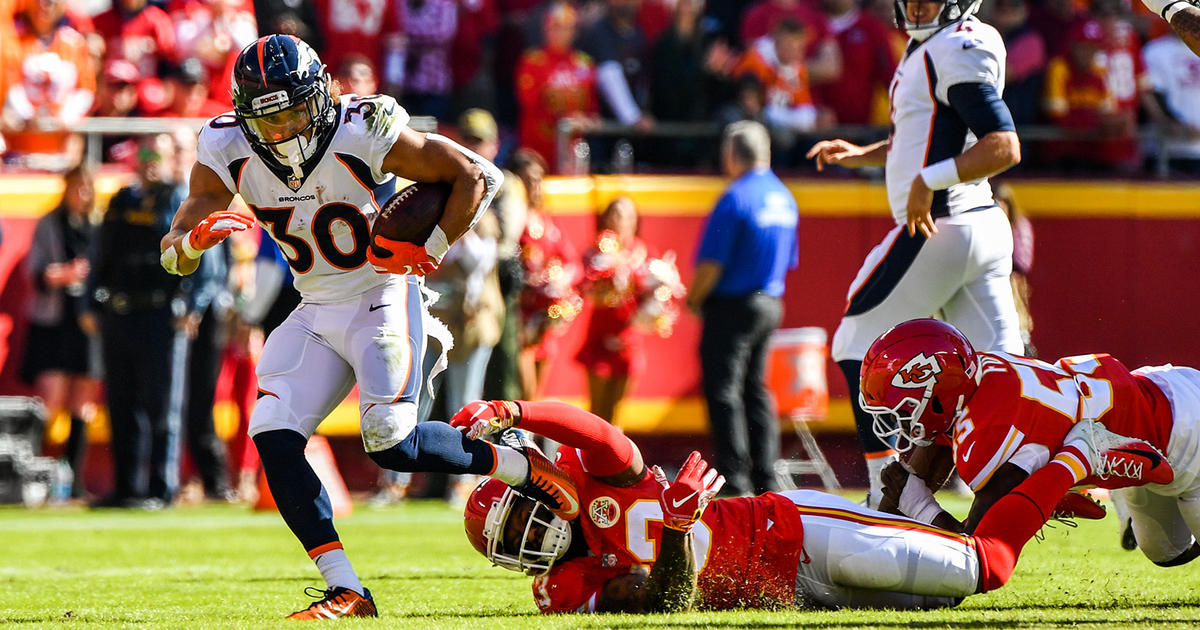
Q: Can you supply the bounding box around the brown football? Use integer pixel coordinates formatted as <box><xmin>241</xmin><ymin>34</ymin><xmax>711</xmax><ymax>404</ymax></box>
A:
<box><xmin>370</xmin><ymin>181</ymin><xmax>453</xmax><ymax>256</ymax></box>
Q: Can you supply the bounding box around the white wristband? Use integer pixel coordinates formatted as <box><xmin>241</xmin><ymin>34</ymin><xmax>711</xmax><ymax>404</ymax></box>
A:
<box><xmin>899</xmin><ymin>474</ymin><xmax>944</xmax><ymax>524</ymax></box>
<box><xmin>919</xmin><ymin>158</ymin><xmax>961</xmax><ymax>191</ymax></box>
<box><xmin>1164</xmin><ymin>0</ymin><xmax>1189</xmax><ymax>21</ymax></box>
<box><xmin>424</xmin><ymin>225</ymin><xmax>450</xmax><ymax>263</ymax></box>
<box><xmin>180</xmin><ymin>231</ymin><xmax>205</xmax><ymax>259</ymax></box>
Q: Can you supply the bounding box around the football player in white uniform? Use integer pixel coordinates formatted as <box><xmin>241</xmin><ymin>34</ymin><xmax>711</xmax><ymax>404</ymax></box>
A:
<box><xmin>806</xmin><ymin>0</ymin><xmax>1023</xmax><ymax>506</ymax></box>
<box><xmin>159</xmin><ymin>35</ymin><xmax>580</xmax><ymax>620</ymax></box>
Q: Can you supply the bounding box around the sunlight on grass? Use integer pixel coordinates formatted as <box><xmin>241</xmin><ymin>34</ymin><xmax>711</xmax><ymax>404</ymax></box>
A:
<box><xmin>0</xmin><ymin>495</ymin><xmax>1197</xmax><ymax>628</ymax></box>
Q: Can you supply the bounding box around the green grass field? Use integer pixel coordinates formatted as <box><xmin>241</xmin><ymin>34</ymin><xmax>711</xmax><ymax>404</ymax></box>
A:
<box><xmin>2</xmin><ymin>495</ymin><xmax>1199</xmax><ymax>629</ymax></box>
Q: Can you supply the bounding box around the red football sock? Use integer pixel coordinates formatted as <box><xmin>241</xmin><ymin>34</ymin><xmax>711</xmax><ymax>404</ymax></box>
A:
<box><xmin>972</xmin><ymin>457</ymin><xmax>1079</xmax><ymax>592</ymax></box>
<box><xmin>515</xmin><ymin>401</ymin><xmax>636</xmax><ymax>477</ymax></box>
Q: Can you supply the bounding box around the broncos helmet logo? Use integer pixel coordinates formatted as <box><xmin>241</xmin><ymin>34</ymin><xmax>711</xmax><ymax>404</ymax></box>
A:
<box><xmin>892</xmin><ymin>353</ymin><xmax>941</xmax><ymax>388</ymax></box>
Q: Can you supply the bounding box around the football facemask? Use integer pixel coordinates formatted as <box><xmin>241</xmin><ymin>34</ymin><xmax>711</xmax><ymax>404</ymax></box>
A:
<box><xmin>893</xmin><ymin>0</ymin><xmax>983</xmax><ymax>41</ymax></box>
<box><xmin>860</xmin><ymin>318</ymin><xmax>980</xmax><ymax>452</ymax></box>
<box><xmin>465</xmin><ymin>478</ymin><xmax>572</xmax><ymax>576</ymax></box>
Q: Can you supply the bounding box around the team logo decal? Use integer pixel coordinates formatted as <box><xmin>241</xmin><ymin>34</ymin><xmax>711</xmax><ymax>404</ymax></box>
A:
<box><xmin>589</xmin><ymin>496</ymin><xmax>620</xmax><ymax>529</ymax></box>
<box><xmin>251</xmin><ymin>90</ymin><xmax>289</xmax><ymax>110</ymax></box>
<box><xmin>892</xmin><ymin>353</ymin><xmax>941</xmax><ymax>388</ymax></box>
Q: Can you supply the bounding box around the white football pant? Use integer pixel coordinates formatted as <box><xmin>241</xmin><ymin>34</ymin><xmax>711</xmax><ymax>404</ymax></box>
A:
<box><xmin>783</xmin><ymin>490</ymin><xmax>979</xmax><ymax>609</ymax></box>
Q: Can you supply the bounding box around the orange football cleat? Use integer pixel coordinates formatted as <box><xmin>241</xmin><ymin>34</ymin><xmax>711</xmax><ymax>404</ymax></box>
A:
<box><xmin>501</xmin><ymin>430</ymin><xmax>580</xmax><ymax>521</ymax></box>
<box><xmin>287</xmin><ymin>586</ymin><xmax>377</xmax><ymax>620</ymax></box>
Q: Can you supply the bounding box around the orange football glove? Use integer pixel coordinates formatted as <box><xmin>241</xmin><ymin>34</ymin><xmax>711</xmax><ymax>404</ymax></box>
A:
<box><xmin>367</xmin><ymin>235</ymin><xmax>439</xmax><ymax>276</ymax></box>
<box><xmin>186</xmin><ymin>211</ymin><xmax>254</xmax><ymax>253</ymax></box>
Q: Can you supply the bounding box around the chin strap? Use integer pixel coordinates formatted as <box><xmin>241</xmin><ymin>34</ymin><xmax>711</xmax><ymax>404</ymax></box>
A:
<box><xmin>287</xmin><ymin>145</ymin><xmax>305</xmax><ymax>181</ymax></box>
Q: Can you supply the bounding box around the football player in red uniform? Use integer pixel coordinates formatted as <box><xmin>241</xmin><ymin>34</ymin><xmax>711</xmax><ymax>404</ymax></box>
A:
<box><xmin>451</xmin><ymin>399</ymin><xmax>1145</xmax><ymax>612</ymax></box>
<box><xmin>859</xmin><ymin>318</ymin><xmax>1195</xmax><ymax>568</ymax></box>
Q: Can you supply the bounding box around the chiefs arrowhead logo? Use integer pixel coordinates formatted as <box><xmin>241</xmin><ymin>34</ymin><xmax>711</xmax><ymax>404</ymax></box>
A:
<box><xmin>892</xmin><ymin>353</ymin><xmax>941</xmax><ymax>389</ymax></box>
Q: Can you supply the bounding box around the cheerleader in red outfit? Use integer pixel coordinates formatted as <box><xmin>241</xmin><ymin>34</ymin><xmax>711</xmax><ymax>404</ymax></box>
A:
<box><xmin>577</xmin><ymin>197</ymin><xmax>649</xmax><ymax>421</ymax></box>
<box><xmin>578</xmin><ymin>197</ymin><xmax>685</xmax><ymax>421</ymax></box>
<box><xmin>514</xmin><ymin>148</ymin><xmax>583</xmax><ymax>399</ymax></box>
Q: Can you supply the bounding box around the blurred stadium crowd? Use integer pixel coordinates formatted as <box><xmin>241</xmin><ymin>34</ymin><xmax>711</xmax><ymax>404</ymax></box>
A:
<box><xmin>3</xmin><ymin>0</ymin><xmax>1200</xmax><ymax>175</ymax></box>
<box><xmin>0</xmin><ymin>0</ymin><xmax>1193</xmax><ymax>508</ymax></box>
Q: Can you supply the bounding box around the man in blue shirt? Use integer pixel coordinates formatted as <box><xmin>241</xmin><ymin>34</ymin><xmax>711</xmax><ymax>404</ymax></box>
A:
<box><xmin>687</xmin><ymin>121</ymin><xmax>799</xmax><ymax>496</ymax></box>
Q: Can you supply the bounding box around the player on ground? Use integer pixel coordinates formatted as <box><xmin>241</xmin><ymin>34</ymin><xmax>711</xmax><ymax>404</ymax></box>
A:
<box><xmin>1142</xmin><ymin>0</ymin><xmax>1200</xmax><ymax>58</ymax></box>
<box><xmin>158</xmin><ymin>34</ymin><xmax>579</xmax><ymax>619</ymax></box>
<box><xmin>859</xmin><ymin>319</ymin><xmax>1197</xmax><ymax>570</ymax></box>
<box><xmin>451</xmin><ymin>400</ymin><xmax>1155</xmax><ymax>612</ymax></box>
<box><xmin>805</xmin><ymin>0</ymin><xmax>1024</xmax><ymax>506</ymax></box>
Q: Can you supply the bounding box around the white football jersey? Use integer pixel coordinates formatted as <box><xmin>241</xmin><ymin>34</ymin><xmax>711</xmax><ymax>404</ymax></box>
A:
<box><xmin>197</xmin><ymin>94</ymin><xmax>407</xmax><ymax>303</ymax></box>
<box><xmin>885</xmin><ymin>17</ymin><xmax>1006</xmax><ymax>224</ymax></box>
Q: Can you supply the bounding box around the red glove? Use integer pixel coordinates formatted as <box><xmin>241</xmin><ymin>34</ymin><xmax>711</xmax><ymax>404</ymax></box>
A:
<box><xmin>651</xmin><ymin>451</ymin><xmax>725</xmax><ymax>532</ymax></box>
<box><xmin>367</xmin><ymin>236</ymin><xmax>439</xmax><ymax>276</ymax></box>
<box><xmin>186</xmin><ymin>211</ymin><xmax>254</xmax><ymax>252</ymax></box>
<box><xmin>449</xmin><ymin>400</ymin><xmax>519</xmax><ymax>440</ymax></box>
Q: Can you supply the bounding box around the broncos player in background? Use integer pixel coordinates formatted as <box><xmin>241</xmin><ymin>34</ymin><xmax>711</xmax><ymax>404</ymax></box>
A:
<box><xmin>451</xmin><ymin>399</ymin><xmax>1164</xmax><ymax>612</ymax></box>
<box><xmin>858</xmin><ymin>319</ymin><xmax>1194</xmax><ymax>569</ymax></box>
<box><xmin>806</xmin><ymin>0</ymin><xmax>1024</xmax><ymax>507</ymax></box>
<box><xmin>158</xmin><ymin>35</ymin><xmax>579</xmax><ymax>619</ymax></box>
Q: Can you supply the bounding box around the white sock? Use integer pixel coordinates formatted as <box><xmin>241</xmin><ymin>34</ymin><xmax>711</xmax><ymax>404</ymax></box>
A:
<box><xmin>491</xmin><ymin>445</ymin><xmax>530</xmax><ymax>486</ymax></box>
<box><xmin>314</xmin><ymin>548</ymin><xmax>364</xmax><ymax>596</ymax></box>
<box><xmin>866</xmin><ymin>452</ymin><xmax>899</xmax><ymax>496</ymax></box>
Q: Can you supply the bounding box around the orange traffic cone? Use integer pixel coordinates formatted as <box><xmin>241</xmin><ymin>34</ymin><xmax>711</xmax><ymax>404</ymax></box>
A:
<box><xmin>253</xmin><ymin>435</ymin><xmax>353</xmax><ymax>517</ymax></box>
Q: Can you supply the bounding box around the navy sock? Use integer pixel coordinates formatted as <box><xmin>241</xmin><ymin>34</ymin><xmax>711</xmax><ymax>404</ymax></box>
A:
<box><xmin>368</xmin><ymin>421</ymin><xmax>497</xmax><ymax>474</ymax></box>
<box><xmin>253</xmin><ymin>430</ymin><xmax>339</xmax><ymax>553</ymax></box>
<box><xmin>838</xmin><ymin>360</ymin><xmax>894</xmax><ymax>454</ymax></box>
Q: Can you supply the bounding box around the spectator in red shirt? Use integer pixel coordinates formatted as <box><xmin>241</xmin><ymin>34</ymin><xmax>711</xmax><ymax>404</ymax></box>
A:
<box><xmin>91</xmin><ymin>60</ymin><xmax>144</xmax><ymax>164</ymax></box>
<box><xmin>1042</xmin><ymin>19</ymin><xmax>1126</xmax><ymax>171</ymax></box>
<box><xmin>93</xmin><ymin>0</ymin><xmax>178</xmax><ymax>100</ymax></box>
<box><xmin>170</xmin><ymin>0</ymin><xmax>258</xmax><ymax>106</ymax></box>
<box><xmin>1095</xmin><ymin>0</ymin><xmax>1153</xmax><ymax>170</ymax></box>
<box><xmin>516</xmin><ymin>2</ymin><xmax>599</xmax><ymax>172</ymax></box>
<box><xmin>739</xmin><ymin>0</ymin><xmax>841</xmax><ymax>85</ymax></box>
<box><xmin>1</xmin><ymin>0</ymin><xmax>95</xmax><ymax>171</ymax></box>
<box><xmin>814</xmin><ymin>0</ymin><xmax>897</xmax><ymax>125</ymax></box>
<box><xmin>312</xmin><ymin>0</ymin><xmax>402</xmax><ymax>84</ymax></box>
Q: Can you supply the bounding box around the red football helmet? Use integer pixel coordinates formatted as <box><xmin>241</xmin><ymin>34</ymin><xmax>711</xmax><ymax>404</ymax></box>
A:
<box><xmin>464</xmin><ymin>477</ymin><xmax>572</xmax><ymax>576</ymax></box>
<box><xmin>859</xmin><ymin>318</ymin><xmax>980</xmax><ymax>452</ymax></box>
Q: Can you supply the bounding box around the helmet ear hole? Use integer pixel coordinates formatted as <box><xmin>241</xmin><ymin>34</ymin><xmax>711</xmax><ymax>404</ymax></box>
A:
<box><xmin>930</xmin><ymin>397</ymin><xmax>943</xmax><ymax>415</ymax></box>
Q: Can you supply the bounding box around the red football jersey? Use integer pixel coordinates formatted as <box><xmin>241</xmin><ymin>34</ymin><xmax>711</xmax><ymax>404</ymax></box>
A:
<box><xmin>532</xmin><ymin>447</ymin><xmax>805</xmax><ymax>612</ymax></box>
<box><xmin>951</xmin><ymin>353</ymin><xmax>1173</xmax><ymax>491</ymax></box>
